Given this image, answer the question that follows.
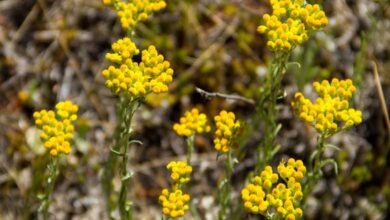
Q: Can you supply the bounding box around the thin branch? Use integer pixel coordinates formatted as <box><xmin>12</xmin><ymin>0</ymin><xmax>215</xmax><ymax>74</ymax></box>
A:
<box><xmin>371</xmin><ymin>61</ymin><xmax>390</xmax><ymax>134</ymax></box>
<box><xmin>196</xmin><ymin>87</ymin><xmax>255</xmax><ymax>105</ymax></box>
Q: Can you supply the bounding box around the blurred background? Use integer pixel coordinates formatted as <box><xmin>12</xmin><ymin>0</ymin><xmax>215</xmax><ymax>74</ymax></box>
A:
<box><xmin>0</xmin><ymin>0</ymin><xmax>389</xmax><ymax>219</ymax></box>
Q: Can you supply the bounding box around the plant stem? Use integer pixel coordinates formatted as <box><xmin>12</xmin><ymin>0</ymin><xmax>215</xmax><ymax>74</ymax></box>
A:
<box><xmin>118</xmin><ymin>97</ymin><xmax>139</xmax><ymax>220</ymax></box>
<box><xmin>40</xmin><ymin>157</ymin><xmax>59</xmax><ymax>220</ymax></box>
<box><xmin>255</xmin><ymin>53</ymin><xmax>289</xmax><ymax>171</ymax></box>
<box><xmin>186</xmin><ymin>135</ymin><xmax>194</xmax><ymax>164</ymax></box>
<box><xmin>303</xmin><ymin>134</ymin><xmax>325</xmax><ymax>202</ymax></box>
<box><xmin>218</xmin><ymin>151</ymin><xmax>234</xmax><ymax>220</ymax></box>
<box><xmin>102</xmin><ymin>95</ymin><xmax>139</xmax><ymax>220</ymax></box>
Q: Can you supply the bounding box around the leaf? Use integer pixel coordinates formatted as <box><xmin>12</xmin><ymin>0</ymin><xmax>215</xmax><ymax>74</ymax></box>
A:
<box><xmin>121</xmin><ymin>172</ymin><xmax>134</xmax><ymax>181</ymax></box>
<box><xmin>270</xmin><ymin>144</ymin><xmax>281</xmax><ymax>158</ymax></box>
<box><xmin>309</xmin><ymin>150</ymin><xmax>319</xmax><ymax>167</ymax></box>
<box><xmin>110</xmin><ymin>147</ymin><xmax>124</xmax><ymax>156</ymax></box>
<box><xmin>129</xmin><ymin>140</ymin><xmax>143</xmax><ymax>145</ymax></box>
<box><xmin>324</xmin><ymin>144</ymin><xmax>341</xmax><ymax>151</ymax></box>
<box><xmin>273</xmin><ymin>124</ymin><xmax>282</xmax><ymax>137</ymax></box>
<box><xmin>287</xmin><ymin>61</ymin><xmax>301</xmax><ymax>69</ymax></box>
<box><xmin>320</xmin><ymin>159</ymin><xmax>339</xmax><ymax>175</ymax></box>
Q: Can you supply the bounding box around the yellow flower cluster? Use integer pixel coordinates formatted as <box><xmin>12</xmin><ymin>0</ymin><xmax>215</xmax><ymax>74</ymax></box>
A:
<box><xmin>242</xmin><ymin>158</ymin><xmax>306</xmax><ymax>219</ymax></box>
<box><xmin>167</xmin><ymin>161</ymin><xmax>192</xmax><ymax>184</ymax></box>
<box><xmin>160</xmin><ymin>160</ymin><xmax>192</xmax><ymax>219</ymax></box>
<box><xmin>291</xmin><ymin>78</ymin><xmax>362</xmax><ymax>135</ymax></box>
<box><xmin>278</xmin><ymin>158</ymin><xmax>306</xmax><ymax>182</ymax></box>
<box><xmin>33</xmin><ymin>100</ymin><xmax>78</xmax><ymax>157</ymax></box>
<box><xmin>102</xmin><ymin>37</ymin><xmax>173</xmax><ymax>97</ymax></box>
<box><xmin>214</xmin><ymin>111</ymin><xmax>240</xmax><ymax>153</ymax></box>
<box><xmin>173</xmin><ymin>108</ymin><xmax>211</xmax><ymax>137</ymax></box>
<box><xmin>102</xmin><ymin>0</ymin><xmax>166</xmax><ymax>30</ymax></box>
<box><xmin>257</xmin><ymin>0</ymin><xmax>328</xmax><ymax>51</ymax></box>
<box><xmin>159</xmin><ymin>188</ymin><xmax>190</xmax><ymax>219</ymax></box>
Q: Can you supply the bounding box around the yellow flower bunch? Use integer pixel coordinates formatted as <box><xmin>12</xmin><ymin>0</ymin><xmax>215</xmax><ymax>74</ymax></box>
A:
<box><xmin>257</xmin><ymin>0</ymin><xmax>328</xmax><ymax>51</ymax></box>
<box><xmin>291</xmin><ymin>78</ymin><xmax>362</xmax><ymax>136</ymax></box>
<box><xmin>277</xmin><ymin>158</ymin><xmax>306</xmax><ymax>182</ymax></box>
<box><xmin>102</xmin><ymin>0</ymin><xmax>166</xmax><ymax>30</ymax></box>
<box><xmin>33</xmin><ymin>100</ymin><xmax>78</xmax><ymax>157</ymax></box>
<box><xmin>102</xmin><ymin>37</ymin><xmax>174</xmax><ymax>97</ymax></box>
<box><xmin>214</xmin><ymin>110</ymin><xmax>240</xmax><ymax>153</ymax></box>
<box><xmin>242</xmin><ymin>159</ymin><xmax>306</xmax><ymax>220</ymax></box>
<box><xmin>159</xmin><ymin>188</ymin><xmax>190</xmax><ymax>219</ymax></box>
<box><xmin>173</xmin><ymin>108</ymin><xmax>211</xmax><ymax>137</ymax></box>
<box><xmin>167</xmin><ymin>161</ymin><xmax>192</xmax><ymax>184</ymax></box>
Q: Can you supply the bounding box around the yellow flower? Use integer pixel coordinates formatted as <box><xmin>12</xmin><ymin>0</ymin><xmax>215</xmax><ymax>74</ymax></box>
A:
<box><xmin>257</xmin><ymin>0</ymin><xmax>328</xmax><ymax>52</ymax></box>
<box><xmin>167</xmin><ymin>161</ymin><xmax>192</xmax><ymax>184</ymax></box>
<box><xmin>291</xmin><ymin>78</ymin><xmax>362</xmax><ymax>136</ymax></box>
<box><xmin>112</xmin><ymin>0</ymin><xmax>166</xmax><ymax>30</ymax></box>
<box><xmin>213</xmin><ymin>110</ymin><xmax>240</xmax><ymax>153</ymax></box>
<box><xmin>277</xmin><ymin>158</ymin><xmax>306</xmax><ymax>182</ymax></box>
<box><xmin>33</xmin><ymin>100</ymin><xmax>78</xmax><ymax>157</ymax></box>
<box><xmin>102</xmin><ymin>37</ymin><xmax>174</xmax><ymax>97</ymax></box>
<box><xmin>159</xmin><ymin>188</ymin><xmax>190</xmax><ymax>219</ymax></box>
<box><xmin>173</xmin><ymin>108</ymin><xmax>211</xmax><ymax>137</ymax></box>
<box><xmin>242</xmin><ymin>158</ymin><xmax>305</xmax><ymax>219</ymax></box>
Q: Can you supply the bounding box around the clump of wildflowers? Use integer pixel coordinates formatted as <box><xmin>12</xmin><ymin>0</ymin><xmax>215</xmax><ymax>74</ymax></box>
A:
<box><xmin>159</xmin><ymin>188</ymin><xmax>190</xmax><ymax>219</ymax></box>
<box><xmin>102</xmin><ymin>37</ymin><xmax>174</xmax><ymax>97</ymax></box>
<box><xmin>257</xmin><ymin>0</ymin><xmax>328</xmax><ymax>51</ymax></box>
<box><xmin>173</xmin><ymin>108</ymin><xmax>211</xmax><ymax>137</ymax></box>
<box><xmin>242</xmin><ymin>158</ymin><xmax>306</xmax><ymax>219</ymax></box>
<box><xmin>291</xmin><ymin>78</ymin><xmax>362</xmax><ymax>136</ymax></box>
<box><xmin>214</xmin><ymin>110</ymin><xmax>241</xmax><ymax>153</ymax></box>
<box><xmin>160</xmin><ymin>160</ymin><xmax>192</xmax><ymax>219</ymax></box>
<box><xmin>33</xmin><ymin>100</ymin><xmax>78</xmax><ymax>157</ymax></box>
<box><xmin>102</xmin><ymin>0</ymin><xmax>167</xmax><ymax>30</ymax></box>
<box><xmin>167</xmin><ymin>161</ymin><xmax>192</xmax><ymax>184</ymax></box>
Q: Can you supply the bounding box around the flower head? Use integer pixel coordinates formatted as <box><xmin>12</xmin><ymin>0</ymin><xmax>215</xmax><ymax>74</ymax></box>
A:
<box><xmin>291</xmin><ymin>78</ymin><xmax>362</xmax><ymax>136</ymax></box>
<box><xmin>159</xmin><ymin>188</ymin><xmax>190</xmax><ymax>219</ymax></box>
<box><xmin>33</xmin><ymin>100</ymin><xmax>78</xmax><ymax>156</ymax></box>
<box><xmin>102</xmin><ymin>37</ymin><xmax>173</xmax><ymax>97</ymax></box>
<box><xmin>173</xmin><ymin>108</ymin><xmax>211</xmax><ymax>137</ymax></box>
<box><xmin>213</xmin><ymin>110</ymin><xmax>240</xmax><ymax>153</ymax></box>
<box><xmin>241</xmin><ymin>158</ymin><xmax>305</xmax><ymax>219</ymax></box>
<box><xmin>103</xmin><ymin>0</ymin><xmax>166</xmax><ymax>30</ymax></box>
<box><xmin>257</xmin><ymin>0</ymin><xmax>328</xmax><ymax>52</ymax></box>
<box><xmin>167</xmin><ymin>161</ymin><xmax>192</xmax><ymax>184</ymax></box>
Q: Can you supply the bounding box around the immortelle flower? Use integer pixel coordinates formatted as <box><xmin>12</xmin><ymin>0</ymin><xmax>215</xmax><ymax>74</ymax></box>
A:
<box><xmin>291</xmin><ymin>78</ymin><xmax>362</xmax><ymax>136</ymax></box>
<box><xmin>33</xmin><ymin>100</ymin><xmax>78</xmax><ymax>156</ymax></box>
<box><xmin>102</xmin><ymin>37</ymin><xmax>174</xmax><ymax>97</ymax></box>
<box><xmin>257</xmin><ymin>0</ymin><xmax>328</xmax><ymax>52</ymax></box>
<box><xmin>213</xmin><ymin>110</ymin><xmax>240</xmax><ymax>153</ymax></box>
<box><xmin>241</xmin><ymin>158</ymin><xmax>305</xmax><ymax>220</ymax></box>
<box><xmin>159</xmin><ymin>188</ymin><xmax>190</xmax><ymax>219</ymax></box>
<box><xmin>173</xmin><ymin>108</ymin><xmax>211</xmax><ymax>137</ymax></box>
<box><xmin>102</xmin><ymin>0</ymin><xmax>167</xmax><ymax>30</ymax></box>
<box><xmin>167</xmin><ymin>161</ymin><xmax>192</xmax><ymax>184</ymax></box>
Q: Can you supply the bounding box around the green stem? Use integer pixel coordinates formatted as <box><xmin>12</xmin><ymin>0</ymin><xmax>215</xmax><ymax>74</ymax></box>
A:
<box><xmin>186</xmin><ymin>135</ymin><xmax>194</xmax><ymax>164</ymax></box>
<box><xmin>118</xmin><ymin>97</ymin><xmax>139</xmax><ymax>220</ymax></box>
<box><xmin>255</xmin><ymin>53</ymin><xmax>289</xmax><ymax>171</ymax></box>
<box><xmin>40</xmin><ymin>157</ymin><xmax>59</xmax><ymax>220</ymax></box>
<box><xmin>102</xmin><ymin>96</ymin><xmax>139</xmax><ymax>220</ymax></box>
<box><xmin>218</xmin><ymin>151</ymin><xmax>234</xmax><ymax>220</ymax></box>
<box><xmin>303</xmin><ymin>134</ymin><xmax>325</xmax><ymax>202</ymax></box>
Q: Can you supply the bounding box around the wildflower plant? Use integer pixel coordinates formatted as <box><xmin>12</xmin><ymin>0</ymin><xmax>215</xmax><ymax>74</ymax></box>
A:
<box><xmin>252</xmin><ymin>0</ymin><xmax>328</xmax><ymax>172</ymax></box>
<box><xmin>173</xmin><ymin>108</ymin><xmax>211</xmax><ymax>163</ymax></box>
<box><xmin>291</xmin><ymin>78</ymin><xmax>362</xmax><ymax>200</ymax></box>
<box><xmin>100</xmin><ymin>1</ymin><xmax>171</xmax><ymax>219</ymax></box>
<box><xmin>33</xmin><ymin>100</ymin><xmax>78</xmax><ymax>220</ymax></box>
<box><xmin>102</xmin><ymin>0</ymin><xmax>167</xmax><ymax>33</ymax></box>
<box><xmin>241</xmin><ymin>158</ymin><xmax>306</xmax><ymax>220</ymax></box>
<box><xmin>213</xmin><ymin>110</ymin><xmax>241</xmax><ymax>220</ymax></box>
<box><xmin>159</xmin><ymin>161</ymin><xmax>192</xmax><ymax>219</ymax></box>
